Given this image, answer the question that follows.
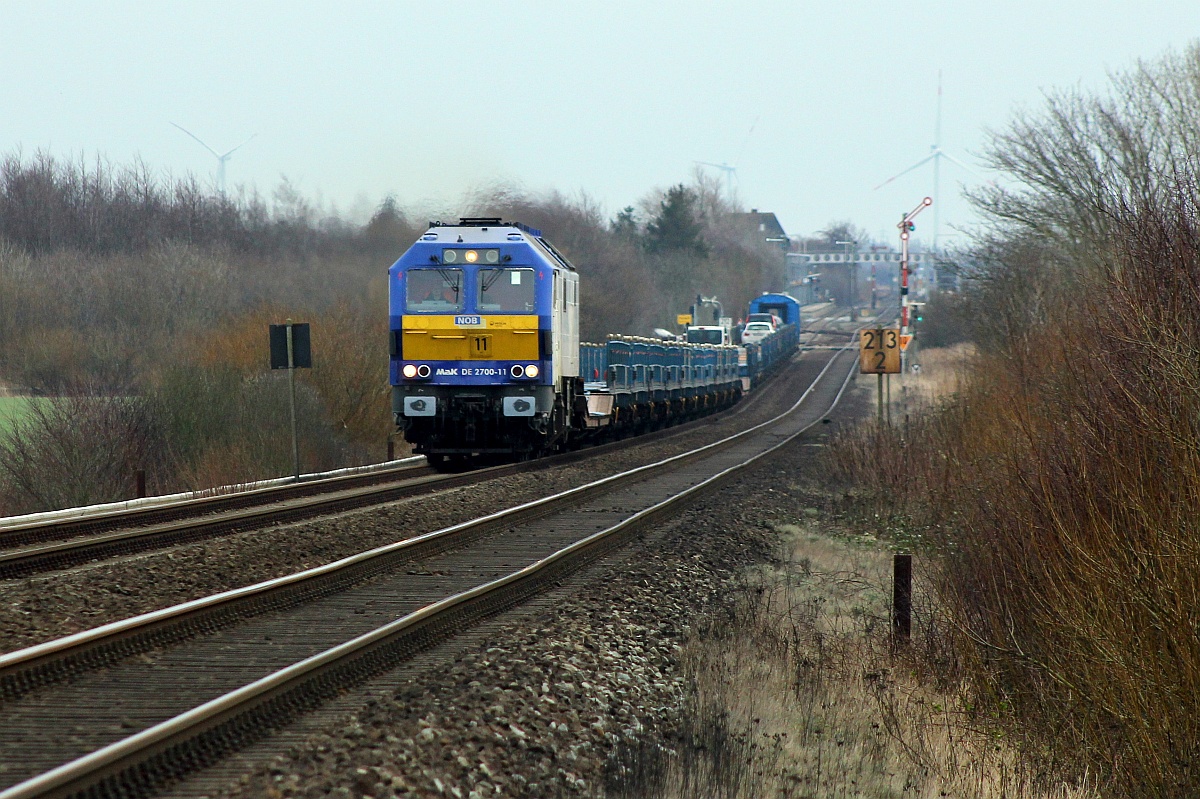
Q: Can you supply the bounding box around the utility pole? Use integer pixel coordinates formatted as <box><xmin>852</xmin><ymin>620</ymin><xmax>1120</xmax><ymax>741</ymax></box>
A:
<box><xmin>870</xmin><ymin>252</ymin><xmax>878</xmax><ymax>312</ymax></box>
<box><xmin>835</xmin><ymin>239</ymin><xmax>857</xmax><ymax>319</ymax></box>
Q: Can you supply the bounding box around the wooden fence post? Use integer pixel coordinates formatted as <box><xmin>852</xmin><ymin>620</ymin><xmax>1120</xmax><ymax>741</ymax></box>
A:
<box><xmin>893</xmin><ymin>553</ymin><xmax>912</xmax><ymax>644</ymax></box>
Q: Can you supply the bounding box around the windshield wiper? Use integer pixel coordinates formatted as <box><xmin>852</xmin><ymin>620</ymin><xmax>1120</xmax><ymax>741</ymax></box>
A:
<box><xmin>481</xmin><ymin>268</ymin><xmax>505</xmax><ymax>293</ymax></box>
<box><xmin>435</xmin><ymin>268</ymin><xmax>460</xmax><ymax>294</ymax></box>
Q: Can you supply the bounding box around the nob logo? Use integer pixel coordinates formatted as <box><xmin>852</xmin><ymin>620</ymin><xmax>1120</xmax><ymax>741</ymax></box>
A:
<box><xmin>454</xmin><ymin>315</ymin><xmax>484</xmax><ymax>327</ymax></box>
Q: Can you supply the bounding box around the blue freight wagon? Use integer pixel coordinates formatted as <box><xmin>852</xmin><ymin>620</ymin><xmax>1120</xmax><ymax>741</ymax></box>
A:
<box><xmin>748</xmin><ymin>293</ymin><xmax>802</xmax><ymax>328</ymax></box>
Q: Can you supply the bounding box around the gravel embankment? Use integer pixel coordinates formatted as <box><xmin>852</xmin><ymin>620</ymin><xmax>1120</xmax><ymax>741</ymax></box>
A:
<box><xmin>200</xmin><ymin>379</ymin><xmax>866</xmax><ymax>799</ymax></box>
<box><xmin>0</xmin><ymin>354</ymin><xmax>838</xmax><ymax>654</ymax></box>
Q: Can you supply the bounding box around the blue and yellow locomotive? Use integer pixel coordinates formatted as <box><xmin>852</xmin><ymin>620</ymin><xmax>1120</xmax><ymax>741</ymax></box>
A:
<box><xmin>389</xmin><ymin>219</ymin><xmax>584</xmax><ymax>465</ymax></box>
<box><xmin>391</xmin><ymin>219</ymin><xmax>794</xmax><ymax>468</ymax></box>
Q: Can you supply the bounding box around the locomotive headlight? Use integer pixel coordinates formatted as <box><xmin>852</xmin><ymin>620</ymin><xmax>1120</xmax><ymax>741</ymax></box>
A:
<box><xmin>465</xmin><ymin>250</ymin><xmax>479</xmax><ymax>263</ymax></box>
<box><xmin>402</xmin><ymin>364</ymin><xmax>418</xmax><ymax>379</ymax></box>
<box><xmin>510</xmin><ymin>364</ymin><xmax>526</xmax><ymax>378</ymax></box>
<box><xmin>524</xmin><ymin>364</ymin><xmax>540</xmax><ymax>378</ymax></box>
<box><xmin>416</xmin><ymin>364</ymin><xmax>431</xmax><ymax>378</ymax></box>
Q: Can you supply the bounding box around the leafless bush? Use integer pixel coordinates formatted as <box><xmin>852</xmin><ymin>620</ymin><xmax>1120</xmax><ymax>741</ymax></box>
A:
<box><xmin>0</xmin><ymin>385</ymin><xmax>166</xmax><ymax>513</ymax></box>
<box><xmin>829</xmin><ymin>181</ymin><xmax>1200</xmax><ymax>794</ymax></box>
<box><xmin>150</xmin><ymin>362</ymin><xmax>364</xmax><ymax>492</ymax></box>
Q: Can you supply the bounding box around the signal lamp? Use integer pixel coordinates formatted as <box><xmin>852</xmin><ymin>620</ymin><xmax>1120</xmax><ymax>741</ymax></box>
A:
<box><xmin>416</xmin><ymin>364</ymin><xmax>431</xmax><ymax>378</ymax></box>
<box><xmin>402</xmin><ymin>364</ymin><xmax>418</xmax><ymax>379</ymax></box>
<box><xmin>510</xmin><ymin>364</ymin><xmax>526</xmax><ymax>378</ymax></box>
<box><xmin>524</xmin><ymin>364</ymin><xmax>540</xmax><ymax>378</ymax></box>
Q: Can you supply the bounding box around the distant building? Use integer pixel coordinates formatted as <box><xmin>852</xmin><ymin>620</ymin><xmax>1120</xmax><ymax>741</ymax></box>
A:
<box><xmin>731</xmin><ymin>209</ymin><xmax>790</xmax><ymax>251</ymax></box>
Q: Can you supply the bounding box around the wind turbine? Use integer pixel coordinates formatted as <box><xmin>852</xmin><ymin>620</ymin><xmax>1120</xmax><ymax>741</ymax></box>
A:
<box><xmin>874</xmin><ymin>72</ymin><xmax>979</xmax><ymax>252</ymax></box>
<box><xmin>696</xmin><ymin>116</ymin><xmax>760</xmax><ymax>203</ymax></box>
<box><xmin>695</xmin><ymin>161</ymin><xmax>737</xmax><ymax>200</ymax></box>
<box><xmin>170</xmin><ymin>122</ymin><xmax>256</xmax><ymax>194</ymax></box>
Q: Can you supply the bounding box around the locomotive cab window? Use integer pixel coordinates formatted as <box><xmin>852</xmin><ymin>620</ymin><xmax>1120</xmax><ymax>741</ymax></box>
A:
<box><xmin>477</xmin><ymin>268</ymin><xmax>535</xmax><ymax>312</ymax></box>
<box><xmin>407</xmin><ymin>268</ymin><xmax>463</xmax><ymax>312</ymax></box>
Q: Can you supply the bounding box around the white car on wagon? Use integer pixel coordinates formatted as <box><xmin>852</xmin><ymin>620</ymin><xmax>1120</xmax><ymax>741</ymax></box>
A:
<box><xmin>740</xmin><ymin>321</ymin><xmax>775</xmax><ymax>345</ymax></box>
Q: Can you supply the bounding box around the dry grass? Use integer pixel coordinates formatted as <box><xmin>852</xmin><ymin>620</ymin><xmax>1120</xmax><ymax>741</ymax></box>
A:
<box><xmin>857</xmin><ymin>342</ymin><xmax>977</xmax><ymax>424</ymax></box>
<box><xmin>824</xmin><ymin>213</ymin><xmax>1200</xmax><ymax>797</ymax></box>
<box><xmin>610</xmin><ymin>518</ymin><xmax>1097</xmax><ymax>799</ymax></box>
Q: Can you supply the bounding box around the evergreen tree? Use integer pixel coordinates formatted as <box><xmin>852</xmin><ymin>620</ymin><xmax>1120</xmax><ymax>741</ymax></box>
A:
<box><xmin>644</xmin><ymin>185</ymin><xmax>708</xmax><ymax>257</ymax></box>
<box><xmin>611</xmin><ymin>206</ymin><xmax>639</xmax><ymax>240</ymax></box>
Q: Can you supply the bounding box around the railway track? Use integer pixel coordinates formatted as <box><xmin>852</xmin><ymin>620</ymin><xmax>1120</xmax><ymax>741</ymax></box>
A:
<box><xmin>0</xmin><ymin>459</ymin><xmax>432</xmax><ymax>548</ymax></box>
<box><xmin>0</xmin><ymin>344</ymin><xmax>857</xmax><ymax>799</ymax></box>
<box><xmin>0</xmin><ymin>302</ymin><xmax>861</xmax><ymax>580</ymax></box>
<box><xmin>0</xmin><ymin>361</ymin><xmax>790</xmax><ymax>581</ymax></box>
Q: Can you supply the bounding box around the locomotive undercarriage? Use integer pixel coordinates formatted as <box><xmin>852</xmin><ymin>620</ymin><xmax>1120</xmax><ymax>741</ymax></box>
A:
<box><xmin>395</xmin><ymin>378</ymin><xmax>742</xmax><ymax>470</ymax></box>
<box><xmin>395</xmin><ymin>380</ymin><xmax>585</xmax><ymax>469</ymax></box>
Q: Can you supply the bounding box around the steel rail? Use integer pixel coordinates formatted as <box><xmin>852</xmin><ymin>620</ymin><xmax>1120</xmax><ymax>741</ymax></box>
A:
<box><xmin>0</xmin><ymin>357</ymin><xmax>791</xmax><ymax>577</ymax></box>
<box><xmin>0</xmin><ymin>348</ymin><xmax>841</xmax><ymax>699</ymax></box>
<box><xmin>0</xmin><ymin>348</ymin><xmax>858</xmax><ymax>799</ymax></box>
<box><xmin>0</xmin><ymin>465</ymin><xmax>485</xmax><ymax>580</ymax></box>
<box><xmin>0</xmin><ymin>458</ymin><xmax>430</xmax><ymax>550</ymax></box>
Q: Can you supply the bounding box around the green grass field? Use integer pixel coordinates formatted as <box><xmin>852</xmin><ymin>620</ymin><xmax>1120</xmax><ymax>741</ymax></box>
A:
<box><xmin>0</xmin><ymin>397</ymin><xmax>49</xmax><ymax>436</ymax></box>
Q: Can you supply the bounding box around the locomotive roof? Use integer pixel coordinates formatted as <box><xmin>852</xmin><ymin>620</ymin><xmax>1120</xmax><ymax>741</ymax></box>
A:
<box><xmin>416</xmin><ymin>220</ymin><xmax>577</xmax><ymax>272</ymax></box>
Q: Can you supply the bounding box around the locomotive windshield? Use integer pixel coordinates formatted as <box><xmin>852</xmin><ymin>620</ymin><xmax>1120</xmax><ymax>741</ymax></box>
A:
<box><xmin>477</xmin><ymin>268</ymin><xmax>536</xmax><ymax>312</ymax></box>
<box><xmin>406</xmin><ymin>268</ymin><xmax>463</xmax><ymax>312</ymax></box>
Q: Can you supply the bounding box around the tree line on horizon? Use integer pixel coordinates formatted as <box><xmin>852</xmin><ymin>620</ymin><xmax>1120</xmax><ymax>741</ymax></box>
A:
<box><xmin>0</xmin><ymin>153</ymin><xmax>804</xmax><ymax>514</ymax></box>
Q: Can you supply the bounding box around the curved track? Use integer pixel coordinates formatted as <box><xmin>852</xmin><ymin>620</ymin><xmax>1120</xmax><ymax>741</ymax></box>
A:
<box><xmin>0</xmin><ymin>345</ymin><xmax>858</xmax><ymax>799</ymax></box>
<box><xmin>0</xmin><ymin>356</ymin><xmax>796</xmax><ymax>581</ymax></box>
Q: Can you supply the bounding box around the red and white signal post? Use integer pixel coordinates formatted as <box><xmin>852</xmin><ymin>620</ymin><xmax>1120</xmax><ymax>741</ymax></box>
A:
<box><xmin>898</xmin><ymin>197</ymin><xmax>932</xmax><ymax>369</ymax></box>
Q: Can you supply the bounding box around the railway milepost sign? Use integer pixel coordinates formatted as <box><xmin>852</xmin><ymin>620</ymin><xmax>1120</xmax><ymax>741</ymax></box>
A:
<box><xmin>860</xmin><ymin>328</ymin><xmax>901</xmax><ymax>374</ymax></box>
<box><xmin>861</xmin><ymin>327</ymin><xmax>901</xmax><ymax>424</ymax></box>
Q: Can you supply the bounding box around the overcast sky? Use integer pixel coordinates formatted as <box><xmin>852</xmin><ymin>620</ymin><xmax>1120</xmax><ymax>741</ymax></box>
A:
<box><xmin>4</xmin><ymin>2</ymin><xmax>1198</xmax><ymax>248</ymax></box>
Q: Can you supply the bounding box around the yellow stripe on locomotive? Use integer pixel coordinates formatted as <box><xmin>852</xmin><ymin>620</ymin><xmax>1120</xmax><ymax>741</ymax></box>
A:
<box><xmin>400</xmin><ymin>315</ymin><xmax>540</xmax><ymax>361</ymax></box>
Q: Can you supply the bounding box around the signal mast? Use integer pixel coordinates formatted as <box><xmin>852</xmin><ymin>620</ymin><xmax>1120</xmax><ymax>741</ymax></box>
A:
<box><xmin>898</xmin><ymin>197</ymin><xmax>932</xmax><ymax>368</ymax></box>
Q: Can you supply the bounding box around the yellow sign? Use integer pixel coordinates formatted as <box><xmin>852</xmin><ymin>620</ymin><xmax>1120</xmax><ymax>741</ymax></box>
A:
<box><xmin>859</xmin><ymin>328</ymin><xmax>901</xmax><ymax>374</ymax></box>
<box><xmin>899</xmin><ymin>334</ymin><xmax>913</xmax><ymax>351</ymax></box>
<box><xmin>677</xmin><ymin>313</ymin><xmax>693</xmax><ymax>326</ymax></box>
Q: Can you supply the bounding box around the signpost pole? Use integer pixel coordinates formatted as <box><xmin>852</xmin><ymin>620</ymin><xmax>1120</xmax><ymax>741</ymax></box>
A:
<box><xmin>286</xmin><ymin>318</ymin><xmax>300</xmax><ymax>481</ymax></box>
<box><xmin>877</xmin><ymin>373</ymin><xmax>884</xmax><ymax>423</ymax></box>
<box><xmin>886</xmin><ymin>374</ymin><xmax>892</xmax><ymax>426</ymax></box>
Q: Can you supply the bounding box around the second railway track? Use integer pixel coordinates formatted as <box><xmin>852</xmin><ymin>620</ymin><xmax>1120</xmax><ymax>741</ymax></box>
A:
<box><xmin>0</xmin><ymin>301</ymin><xmax>860</xmax><ymax>584</ymax></box>
<box><xmin>0</xmin><ymin>345</ymin><xmax>858</xmax><ymax>799</ymax></box>
<box><xmin>0</xmin><ymin>354</ymin><xmax>798</xmax><ymax>582</ymax></box>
